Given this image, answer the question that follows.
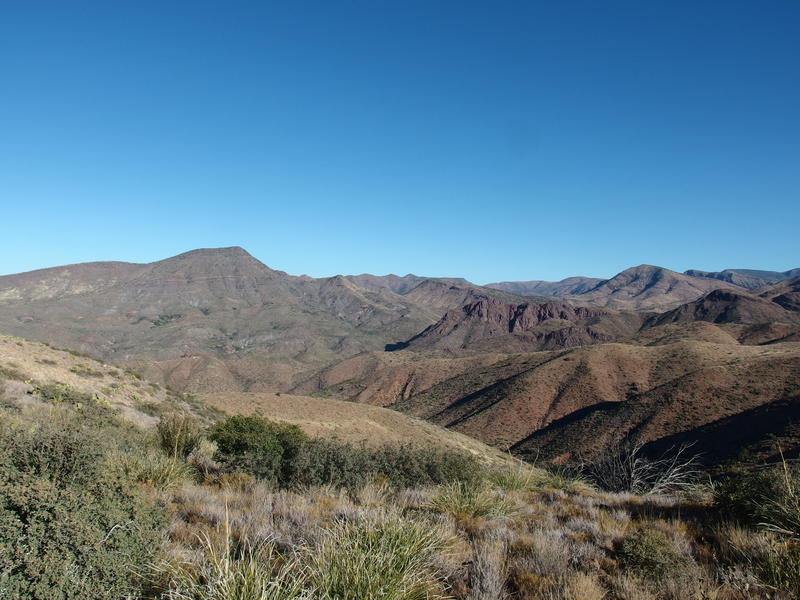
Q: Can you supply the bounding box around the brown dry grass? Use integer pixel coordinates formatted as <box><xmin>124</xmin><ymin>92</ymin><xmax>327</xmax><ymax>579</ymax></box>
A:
<box><xmin>0</xmin><ymin>334</ymin><xmax>188</xmax><ymax>426</ymax></box>
<box><xmin>199</xmin><ymin>390</ymin><xmax>517</xmax><ymax>469</ymax></box>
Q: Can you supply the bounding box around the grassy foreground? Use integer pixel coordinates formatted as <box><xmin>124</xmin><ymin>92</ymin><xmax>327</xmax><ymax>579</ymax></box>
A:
<box><xmin>2</xmin><ymin>370</ymin><xmax>800</xmax><ymax>599</ymax></box>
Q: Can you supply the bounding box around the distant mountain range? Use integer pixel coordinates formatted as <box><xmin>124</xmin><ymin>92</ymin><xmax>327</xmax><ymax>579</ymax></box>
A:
<box><xmin>1</xmin><ymin>247</ymin><xmax>798</xmax><ymax>468</ymax></box>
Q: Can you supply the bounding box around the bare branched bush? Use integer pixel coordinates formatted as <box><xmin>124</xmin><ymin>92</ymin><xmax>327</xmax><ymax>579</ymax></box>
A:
<box><xmin>581</xmin><ymin>441</ymin><xmax>701</xmax><ymax>495</ymax></box>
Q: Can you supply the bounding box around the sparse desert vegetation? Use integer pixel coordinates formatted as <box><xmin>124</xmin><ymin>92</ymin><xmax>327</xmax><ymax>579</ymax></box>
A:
<box><xmin>4</xmin><ymin>354</ymin><xmax>800</xmax><ymax>599</ymax></box>
<box><xmin>2</xmin><ymin>306</ymin><xmax>800</xmax><ymax>598</ymax></box>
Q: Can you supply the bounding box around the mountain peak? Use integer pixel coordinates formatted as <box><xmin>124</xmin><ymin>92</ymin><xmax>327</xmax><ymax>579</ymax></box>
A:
<box><xmin>620</xmin><ymin>264</ymin><xmax>669</xmax><ymax>274</ymax></box>
<box><xmin>169</xmin><ymin>246</ymin><xmax>254</xmax><ymax>260</ymax></box>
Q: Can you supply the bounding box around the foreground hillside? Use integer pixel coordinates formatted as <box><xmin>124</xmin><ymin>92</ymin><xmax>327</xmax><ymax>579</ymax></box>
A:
<box><xmin>4</xmin><ymin>335</ymin><xmax>800</xmax><ymax>599</ymax></box>
<box><xmin>0</xmin><ymin>334</ymin><xmax>204</xmax><ymax>424</ymax></box>
<box><xmin>0</xmin><ymin>334</ymin><xmax>510</xmax><ymax>467</ymax></box>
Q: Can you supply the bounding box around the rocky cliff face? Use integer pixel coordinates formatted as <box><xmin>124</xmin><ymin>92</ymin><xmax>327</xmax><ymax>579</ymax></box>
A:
<box><xmin>396</xmin><ymin>297</ymin><xmax>629</xmax><ymax>351</ymax></box>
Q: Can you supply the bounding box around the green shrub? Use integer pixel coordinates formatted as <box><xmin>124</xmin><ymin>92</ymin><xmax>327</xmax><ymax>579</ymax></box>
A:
<box><xmin>209</xmin><ymin>415</ymin><xmax>481</xmax><ymax>490</ymax></box>
<box><xmin>0</xmin><ymin>417</ymin><xmax>165</xmax><ymax>599</ymax></box>
<box><xmin>157</xmin><ymin>411</ymin><xmax>203</xmax><ymax>459</ymax></box>
<box><xmin>368</xmin><ymin>443</ymin><xmax>482</xmax><ymax>488</ymax></box>
<box><xmin>616</xmin><ymin>529</ymin><xmax>692</xmax><ymax>580</ymax></box>
<box><xmin>0</xmin><ymin>420</ymin><xmax>103</xmax><ymax>488</ymax></box>
<box><xmin>286</xmin><ymin>439</ymin><xmax>480</xmax><ymax>489</ymax></box>
<box><xmin>208</xmin><ymin>415</ymin><xmax>308</xmax><ymax>482</ymax></box>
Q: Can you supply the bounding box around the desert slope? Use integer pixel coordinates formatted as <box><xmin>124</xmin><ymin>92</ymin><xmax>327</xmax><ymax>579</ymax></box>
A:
<box><xmin>0</xmin><ymin>247</ymin><xmax>441</xmax><ymax>391</ymax></box>
<box><xmin>199</xmin><ymin>390</ymin><xmax>514</xmax><ymax>466</ymax></box>
<box><xmin>570</xmin><ymin>265</ymin><xmax>744</xmax><ymax>311</ymax></box>
<box><xmin>0</xmin><ymin>332</ymin><xmax>511</xmax><ymax>466</ymax></box>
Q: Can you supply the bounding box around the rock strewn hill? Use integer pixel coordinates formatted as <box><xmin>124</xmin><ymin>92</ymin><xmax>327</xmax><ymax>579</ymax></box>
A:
<box><xmin>643</xmin><ymin>289</ymin><xmax>800</xmax><ymax>329</ymax></box>
<box><xmin>486</xmin><ymin>276</ymin><xmax>604</xmax><ymax>297</ymax></box>
<box><xmin>684</xmin><ymin>267</ymin><xmax>800</xmax><ymax>290</ymax></box>
<box><xmin>344</xmin><ymin>273</ymin><xmax>471</xmax><ymax>294</ymax></box>
<box><xmin>392</xmin><ymin>337</ymin><xmax>800</xmax><ymax>465</ymax></box>
<box><xmin>569</xmin><ymin>265</ymin><xmax>744</xmax><ymax>311</ymax></box>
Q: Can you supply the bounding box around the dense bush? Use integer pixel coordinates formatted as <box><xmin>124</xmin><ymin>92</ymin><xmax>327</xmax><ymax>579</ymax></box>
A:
<box><xmin>0</xmin><ymin>420</ymin><xmax>102</xmax><ymax>488</ymax></box>
<box><xmin>286</xmin><ymin>438</ymin><xmax>482</xmax><ymax>489</ymax></box>
<box><xmin>208</xmin><ymin>415</ymin><xmax>481</xmax><ymax>489</ymax></box>
<box><xmin>208</xmin><ymin>415</ymin><xmax>308</xmax><ymax>482</ymax></box>
<box><xmin>0</xmin><ymin>415</ymin><xmax>165</xmax><ymax>599</ymax></box>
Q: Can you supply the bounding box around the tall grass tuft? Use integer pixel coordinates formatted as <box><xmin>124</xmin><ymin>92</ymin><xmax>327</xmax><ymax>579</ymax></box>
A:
<box><xmin>757</xmin><ymin>453</ymin><xmax>800</xmax><ymax>539</ymax></box>
<box><xmin>487</xmin><ymin>457</ymin><xmax>546</xmax><ymax>491</ymax></box>
<box><xmin>113</xmin><ymin>450</ymin><xmax>196</xmax><ymax>490</ymax></box>
<box><xmin>302</xmin><ymin>513</ymin><xmax>451</xmax><ymax>600</ymax></box>
<box><xmin>156</xmin><ymin>534</ymin><xmax>307</xmax><ymax>600</ymax></box>
<box><xmin>428</xmin><ymin>481</ymin><xmax>519</xmax><ymax>524</ymax></box>
<box><xmin>158</xmin><ymin>411</ymin><xmax>203</xmax><ymax>460</ymax></box>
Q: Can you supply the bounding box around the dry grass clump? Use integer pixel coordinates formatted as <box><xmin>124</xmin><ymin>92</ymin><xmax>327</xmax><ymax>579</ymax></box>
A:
<box><xmin>304</xmin><ymin>513</ymin><xmax>452</xmax><ymax>600</ymax></box>
<box><xmin>155</xmin><ymin>537</ymin><xmax>306</xmax><ymax>600</ymax></box>
<box><xmin>113</xmin><ymin>450</ymin><xmax>196</xmax><ymax>490</ymax></box>
<box><xmin>468</xmin><ymin>529</ymin><xmax>509</xmax><ymax>600</ymax></box>
<box><xmin>0</xmin><ymin>363</ymin><xmax>27</xmax><ymax>381</ymax></box>
<box><xmin>158</xmin><ymin>411</ymin><xmax>203</xmax><ymax>459</ymax></box>
<box><xmin>158</xmin><ymin>500</ymin><xmax>453</xmax><ymax>600</ymax></box>
<box><xmin>427</xmin><ymin>481</ymin><xmax>519</xmax><ymax>526</ymax></box>
<box><xmin>487</xmin><ymin>458</ymin><xmax>548</xmax><ymax>491</ymax></box>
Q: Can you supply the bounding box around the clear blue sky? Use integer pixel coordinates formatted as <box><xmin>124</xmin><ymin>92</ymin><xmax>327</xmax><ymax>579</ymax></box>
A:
<box><xmin>1</xmin><ymin>1</ymin><xmax>798</xmax><ymax>283</ymax></box>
